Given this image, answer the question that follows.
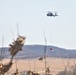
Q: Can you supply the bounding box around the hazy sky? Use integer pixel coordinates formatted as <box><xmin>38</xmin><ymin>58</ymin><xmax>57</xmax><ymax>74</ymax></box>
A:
<box><xmin>0</xmin><ymin>0</ymin><xmax>76</xmax><ymax>49</ymax></box>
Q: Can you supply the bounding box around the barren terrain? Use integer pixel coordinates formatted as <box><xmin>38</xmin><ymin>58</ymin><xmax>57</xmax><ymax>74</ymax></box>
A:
<box><xmin>2</xmin><ymin>58</ymin><xmax>76</xmax><ymax>75</ymax></box>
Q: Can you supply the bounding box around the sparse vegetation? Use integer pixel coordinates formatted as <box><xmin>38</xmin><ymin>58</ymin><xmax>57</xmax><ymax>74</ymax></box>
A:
<box><xmin>57</xmin><ymin>64</ymin><xmax>76</xmax><ymax>75</ymax></box>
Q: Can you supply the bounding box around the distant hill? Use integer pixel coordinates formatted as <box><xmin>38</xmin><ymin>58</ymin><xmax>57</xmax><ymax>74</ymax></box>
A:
<box><xmin>0</xmin><ymin>45</ymin><xmax>76</xmax><ymax>59</ymax></box>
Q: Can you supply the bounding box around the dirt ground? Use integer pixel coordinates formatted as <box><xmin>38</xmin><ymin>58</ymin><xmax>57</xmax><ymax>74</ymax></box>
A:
<box><xmin>1</xmin><ymin>57</ymin><xmax>76</xmax><ymax>75</ymax></box>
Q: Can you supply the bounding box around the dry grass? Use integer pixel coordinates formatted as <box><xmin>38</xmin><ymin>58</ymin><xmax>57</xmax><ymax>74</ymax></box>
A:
<box><xmin>1</xmin><ymin>57</ymin><xmax>76</xmax><ymax>75</ymax></box>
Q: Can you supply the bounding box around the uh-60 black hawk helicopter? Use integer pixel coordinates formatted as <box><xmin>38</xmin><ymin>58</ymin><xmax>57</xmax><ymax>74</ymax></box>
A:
<box><xmin>47</xmin><ymin>11</ymin><xmax>58</xmax><ymax>17</ymax></box>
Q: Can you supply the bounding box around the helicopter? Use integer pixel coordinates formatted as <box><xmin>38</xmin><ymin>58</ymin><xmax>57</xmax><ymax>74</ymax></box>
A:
<box><xmin>47</xmin><ymin>11</ymin><xmax>58</xmax><ymax>17</ymax></box>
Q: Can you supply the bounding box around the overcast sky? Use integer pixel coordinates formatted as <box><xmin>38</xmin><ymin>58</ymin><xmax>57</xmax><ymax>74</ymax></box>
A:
<box><xmin>0</xmin><ymin>0</ymin><xmax>76</xmax><ymax>49</ymax></box>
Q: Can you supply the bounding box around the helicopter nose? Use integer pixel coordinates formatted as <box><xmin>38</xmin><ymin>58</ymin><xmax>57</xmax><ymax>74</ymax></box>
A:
<box><xmin>47</xmin><ymin>14</ymin><xmax>49</xmax><ymax>16</ymax></box>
